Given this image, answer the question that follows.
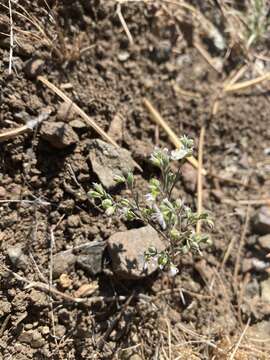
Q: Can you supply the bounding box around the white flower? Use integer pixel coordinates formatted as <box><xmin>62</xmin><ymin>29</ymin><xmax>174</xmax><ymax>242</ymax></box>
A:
<box><xmin>151</xmin><ymin>204</ymin><xmax>166</xmax><ymax>230</ymax></box>
<box><xmin>168</xmin><ymin>265</ymin><xmax>179</xmax><ymax>277</ymax></box>
<box><xmin>170</xmin><ymin>147</ymin><xmax>190</xmax><ymax>161</ymax></box>
<box><xmin>145</xmin><ymin>193</ymin><xmax>155</xmax><ymax>203</ymax></box>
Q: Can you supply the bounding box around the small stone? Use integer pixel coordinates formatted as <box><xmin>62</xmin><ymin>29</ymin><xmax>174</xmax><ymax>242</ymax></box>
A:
<box><xmin>73</xmin><ymin>282</ymin><xmax>98</xmax><ymax>298</ymax></box>
<box><xmin>69</xmin><ymin>119</ymin><xmax>86</xmax><ymax>129</ymax></box>
<box><xmin>75</xmin><ymin>240</ymin><xmax>105</xmax><ymax>276</ymax></box>
<box><xmin>0</xmin><ymin>186</ymin><xmax>6</xmax><ymax>198</ymax></box>
<box><xmin>57</xmin><ymin>102</ymin><xmax>75</xmax><ymax>122</ymax></box>
<box><xmin>29</xmin><ymin>289</ymin><xmax>48</xmax><ymax>307</ymax></box>
<box><xmin>59</xmin><ymin>274</ymin><xmax>72</xmax><ymax>289</ymax></box>
<box><xmin>181</xmin><ymin>162</ymin><xmax>197</xmax><ymax>193</ymax></box>
<box><xmin>67</xmin><ymin>215</ymin><xmax>81</xmax><ymax>228</ymax></box>
<box><xmin>258</xmin><ymin>234</ymin><xmax>270</xmax><ymax>251</ymax></box>
<box><xmin>261</xmin><ymin>277</ymin><xmax>270</xmax><ymax>303</ymax></box>
<box><xmin>0</xmin><ymin>298</ymin><xmax>11</xmax><ymax>317</ymax></box>
<box><xmin>53</xmin><ymin>250</ymin><xmax>76</xmax><ymax>279</ymax></box>
<box><xmin>23</xmin><ymin>58</ymin><xmax>44</xmax><ymax>79</ymax></box>
<box><xmin>54</xmin><ymin>324</ymin><xmax>66</xmax><ymax>338</ymax></box>
<box><xmin>19</xmin><ymin>330</ymin><xmax>45</xmax><ymax>348</ymax></box>
<box><xmin>118</xmin><ymin>51</ymin><xmax>130</xmax><ymax>62</ymax></box>
<box><xmin>107</xmin><ymin>225</ymin><xmax>166</xmax><ymax>279</ymax></box>
<box><xmin>88</xmin><ymin>139</ymin><xmax>135</xmax><ymax>189</ymax></box>
<box><xmin>7</xmin><ymin>245</ymin><xmax>28</xmax><ymax>270</ymax></box>
<box><xmin>252</xmin><ymin>207</ymin><xmax>270</xmax><ymax>235</ymax></box>
<box><xmin>40</xmin><ymin>122</ymin><xmax>79</xmax><ymax>149</ymax></box>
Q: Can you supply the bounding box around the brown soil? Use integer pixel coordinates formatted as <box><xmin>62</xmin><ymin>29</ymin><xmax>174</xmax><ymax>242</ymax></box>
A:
<box><xmin>0</xmin><ymin>1</ymin><xmax>270</xmax><ymax>359</ymax></box>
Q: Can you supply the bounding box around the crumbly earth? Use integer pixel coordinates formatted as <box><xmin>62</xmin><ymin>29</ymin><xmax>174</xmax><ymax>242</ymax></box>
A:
<box><xmin>0</xmin><ymin>1</ymin><xmax>270</xmax><ymax>359</ymax></box>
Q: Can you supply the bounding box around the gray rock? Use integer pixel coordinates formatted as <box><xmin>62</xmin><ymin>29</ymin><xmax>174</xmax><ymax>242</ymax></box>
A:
<box><xmin>107</xmin><ymin>225</ymin><xmax>166</xmax><ymax>279</ymax></box>
<box><xmin>258</xmin><ymin>234</ymin><xmax>270</xmax><ymax>251</ymax></box>
<box><xmin>53</xmin><ymin>250</ymin><xmax>76</xmax><ymax>278</ymax></box>
<box><xmin>40</xmin><ymin>122</ymin><xmax>79</xmax><ymax>149</ymax></box>
<box><xmin>0</xmin><ymin>298</ymin><xmax>11</xmax><ymax>317</ymax></box>
<box><xmin>252</xmin><ymin>207</ymin><xmax>270</xmax><ymax>235</ymax></box>
<box><xmin>88</xmin><ymin>139</ymin><xmax>135</xmax><ymax>189</ymax></box>
<box><xmin>75</xmin><ymin>240</ymin><xmax>105</xmax><ymax>276</ymax></box>
<box><xmin>7</xmin><ymin>245</ymin><xmax>28</xmax><ymax>270</ymax></box>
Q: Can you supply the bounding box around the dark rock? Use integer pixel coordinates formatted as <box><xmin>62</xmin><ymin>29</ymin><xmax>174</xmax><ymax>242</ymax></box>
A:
<box><xmin>23</xmin><ymin>58</ymin><xmax>44</xmax><ymax>79</ymax></box>
<box><xmin>40</xmin><ymin>122</ymin><xmax>79</xmax><ymax>149</ymax></box>
<box><xmin>107</xmin><ymin>225</ymin><xmax>166</xmax><ymax>279</ymax></box>
<box><xmin>88</xmin><ymin>139</ymin><xmax>135</xmax><ymax>189</ymax></box>
<box><xmin>252</xmin><ymin>207</ymin><xmax>270</xmax><ymax>235</ymax></box>
<box><xmin>75</xmin><ymin>240</ymin><xmax>105</xmax><ymax>276</ymax></box>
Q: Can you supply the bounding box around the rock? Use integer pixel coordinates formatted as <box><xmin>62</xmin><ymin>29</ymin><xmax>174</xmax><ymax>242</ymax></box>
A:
<box><xmin>19</xmin><ymin>330</ymin><xmax>45</xmax><ymax>348</ymax></box>
<box><xmin>40</xmin><ymin>122</ymin><xmax>79</xmax><ymax>149</ymax></box>
<box><xmin>57</xmin><ymin>102</ymin><xmax>75</xmax><ymax>122</ymax></box>
<box><xmin>29</xmin><ymin>289</ymin><xmax>48</xmax><ymax>307</ymax></box>
<box><xmin>107</xmin><ymin>225</ymin><xmax>166</xmax><ymax>279</ymax></box>
<box><xmin>252</xmin><ymin>207</ymin><xmax>270</xmax><ymax>235</ymax></box>
<box><xmin>59</xmin><ymin>274</ymin><xmax>72</xmax><ymax>289</ymax></box>
<box><xmin>0</xmin><ymin>298</ymin><xmax>11</xmax><ymax>317</ymax></box>
<box><xmin>261</xmin><ymin>277</ymin><xmax>270</xmax><ymax>303</ymax></box>
<box><xmin>23</xmin><ymin>58</ymin><xmax>44</xmax><ymax>79</ymax></box>
<box><xmin>118</xmin><ymin>51</ymin><xmax>130</xmax><ymax>62</ymax></box>
<box><xmin>67</xmin><ymin>215</ymin><xmax>81</xmax><ymax>228</ymax></box>
<box><xmin>74</xmin><ymin>282</ymin><xmax>98</xmax><ymax>298</ymax></box>
<box><xmin>53</xmin><ymin>250</ymin><xmax>76</xmax><ymax>279</ymax></box>
<box><xmin>69</xmin><ymin>119</ymin><xmax>86</xmax><ymax>129</ymax></box>
<box><xmin>108</xmin><ymin>113</ymin><xmax>124</xmax><ymax>143</ymax></box>
<box><xmin>7</xmin><ymin>245</ymin><xmax>28</xmax><ymax>270</ymax></box>
<box><xmin>75</xmin><ymin>241</ymin><xmax>105</xmax><ymax>276</ymax></box>
<box><xmin>181</xmin><ymin>162</ymin><xmax>197</xmax><ymax>193</ymax></box>
<box><xmin>88</xmin><ymin>139</ymin><xmax>135</xmax><ymax>189</ymax></box>
<box><xmin>0</xmin><ymin>186</ymin><xmax>6</xmax><ymax>198</ymax></box>
<box><xmin>258</xmin><ymin>234</ymin><xmax>270</xmax><ymax>251</ymax></box>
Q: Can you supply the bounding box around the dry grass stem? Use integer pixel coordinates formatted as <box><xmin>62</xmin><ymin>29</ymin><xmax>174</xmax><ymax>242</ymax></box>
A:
<box><xmin>196</xmin><ymin>126</ymin><xmax>205</xmax><ymax>234</ymax></box>
<box><xmin>229</xmin><ymin>318</ymin><xmax>250</xmax><ymax>360</ymax></box>
<box><xmin>233</xmin><ymin>206</ymin><xmax>250</xmax><ymax>292</ymax></box>
<box><xmin>194</xmin><ymin>40</ymin><xmax>222</xmax><ymax>74</ymax></box>
<box><xmin>116</xmin><ymin>2</ymin><xmax>134</xmax><ymax>45</ymax></box>
<box><xmin>224</xmin><ymin>71</ymin><xmax>270</xmax><ymax>92</ymax></box>
<box><xmin>38</xmin><ymin>76</ymin><xmax>119</xmax><ymax>147</ymax></box>
<box><xmin>8</xmin><ymin>0</ymin><xmax>13</xmax><ymax>74</ymax></box>
<box><xmin>0</xmin><ymin>111</ymin><xmax>50</xmax><ymax>142</ymax></box>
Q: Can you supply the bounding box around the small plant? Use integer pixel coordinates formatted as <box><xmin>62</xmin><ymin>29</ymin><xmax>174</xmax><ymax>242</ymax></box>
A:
<box><xmin>246</xmin><ymin>0</ymin><xmax>269</xmax><ymax>47</ymax></box>
<box><xmin>88</xmin><ymin>136</ymin><xmax>213</xmax><ymax>276</ymax></box>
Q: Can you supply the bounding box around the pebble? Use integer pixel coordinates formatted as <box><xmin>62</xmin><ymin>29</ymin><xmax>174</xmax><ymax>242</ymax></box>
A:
<box><xmin>67</xmin><ymin>215</ymin><xmax>81</xmax><ymax>228</ymax></box>
<box><xmin>258</xmin><ymin>234</ymin><xmax>270</xmax><ymax>251</ymax></box>
<box><xmin>53</xmin><ymin>250</ymin><xmax>76</xmax><ymax>279</ymax></box>
<box><xmin>29</xmin><ymin>289</ymin><xmax>48</xmax><ymax>307</ymax></box>
<box><xmin>59</xmin><ymin>274</ymin><xmax>72</xmax><ymax>289</ymax></box>
<box><xmin>19</xmin><ymin>330</ymin><xmax>45</xmax><ymax>348</ymax></box>
<box><xmin>88</xmin><ymin>139</ymin><xmax>135</xmax><ymax>189</ymax></box>
<box><xmin>73</xmin><ymin>282</ymin><xmax>98</xmax><ymax>298</ymax></box>
<box><xmin>107</xmin><ymin>225</ymin><xmax>166</xmax><ymax>279</ymax></box>
<box><xmin>0</xmin><ymin>186</ymin><xmax>6</xmax><ymax>198</ymax></box>
<box><xmin>252</xmin><ymin>206</ymin><xmax>270</xmax><ymax>235</ymax></box>
<box><xmin>7</xmin><ymin>245</ymin><xmax>28</xmax><ymax>270</ymax></box>
<box><xmin>23</xmin><ymin>58</ymin><xmax>44</xmax><ymax>79</ymax></box>
<box><xmin>75</xmin><ymin>240</ymin><xmax>105</xmax><ymax>276</ymax></box>
<box><xmin>40</xmin><ymin>122</ymin><xmax>79</xmax><ymax>149</ymax></box>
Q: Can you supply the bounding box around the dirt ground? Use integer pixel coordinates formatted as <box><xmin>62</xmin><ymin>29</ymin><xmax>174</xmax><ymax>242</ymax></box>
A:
<box><xmin>0</xmin><ymin>1</ymin><xmax>270</xmax><ymax>359</ymax></box>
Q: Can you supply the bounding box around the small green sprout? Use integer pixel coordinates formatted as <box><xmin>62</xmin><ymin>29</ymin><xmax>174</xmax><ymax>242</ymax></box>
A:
<box><xmin>88</xmin><ymin>136</ymin><xmax>213</xmax><ymax>276</ymax></box>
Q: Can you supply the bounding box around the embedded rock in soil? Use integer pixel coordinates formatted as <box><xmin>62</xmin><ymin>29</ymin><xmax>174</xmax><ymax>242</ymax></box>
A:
<box><xmin>40</xmin><ymin>122</ymin><xmax>79</xmax><ymax>149</ymax></box>
<box><xmin>23</xmin><ymin>58</ymin><xmax>44</xmax><ymax>79</ymax></box>
<box><xmin>258</xmin><ymin>234</ymin><xmax>270</xmax><ymax>251</ymax></box>
<box><xmin>88</xmin><ymin>139</ymin><xmax>135</xmax><ymax>189</ymax></box>
<box><xmin>252</xmin><ymin>207</ymin><xmax>270</xmax><ymax>235</ymax></box>
<box><xmin>19</xmin><ymin>330</ymin><xmax>45</xmax><ymax>348</ymax></box>
<box><xmin>7</xmin><ymin>245</ymin><xmax>28</xmax><ymax>270</ymax></box>
<box><xmin>53</xmin><ymin>250</ymin><xmax>76</xmax><ymax>279</ymax></box>
<box><xmin>74</xmin><ymin>240</ymin><xmax>105</xmax><ymax>276</ymax></box>
<box><xmin>107</xmin><ymin>225</ymin><xmax>166</xmax><ymax>279</ymax></box>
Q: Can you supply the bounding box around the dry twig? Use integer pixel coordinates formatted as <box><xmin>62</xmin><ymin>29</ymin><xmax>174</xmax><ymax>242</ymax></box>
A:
<box><xmin>196</xmin><ymin>126</ymin><xmax>205</xmax><ymax>234</ymax></box>
<box><xmin>8</xmin><ymin>0</ymin><xmax>13</xmax><ymax>74</ymax></box>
